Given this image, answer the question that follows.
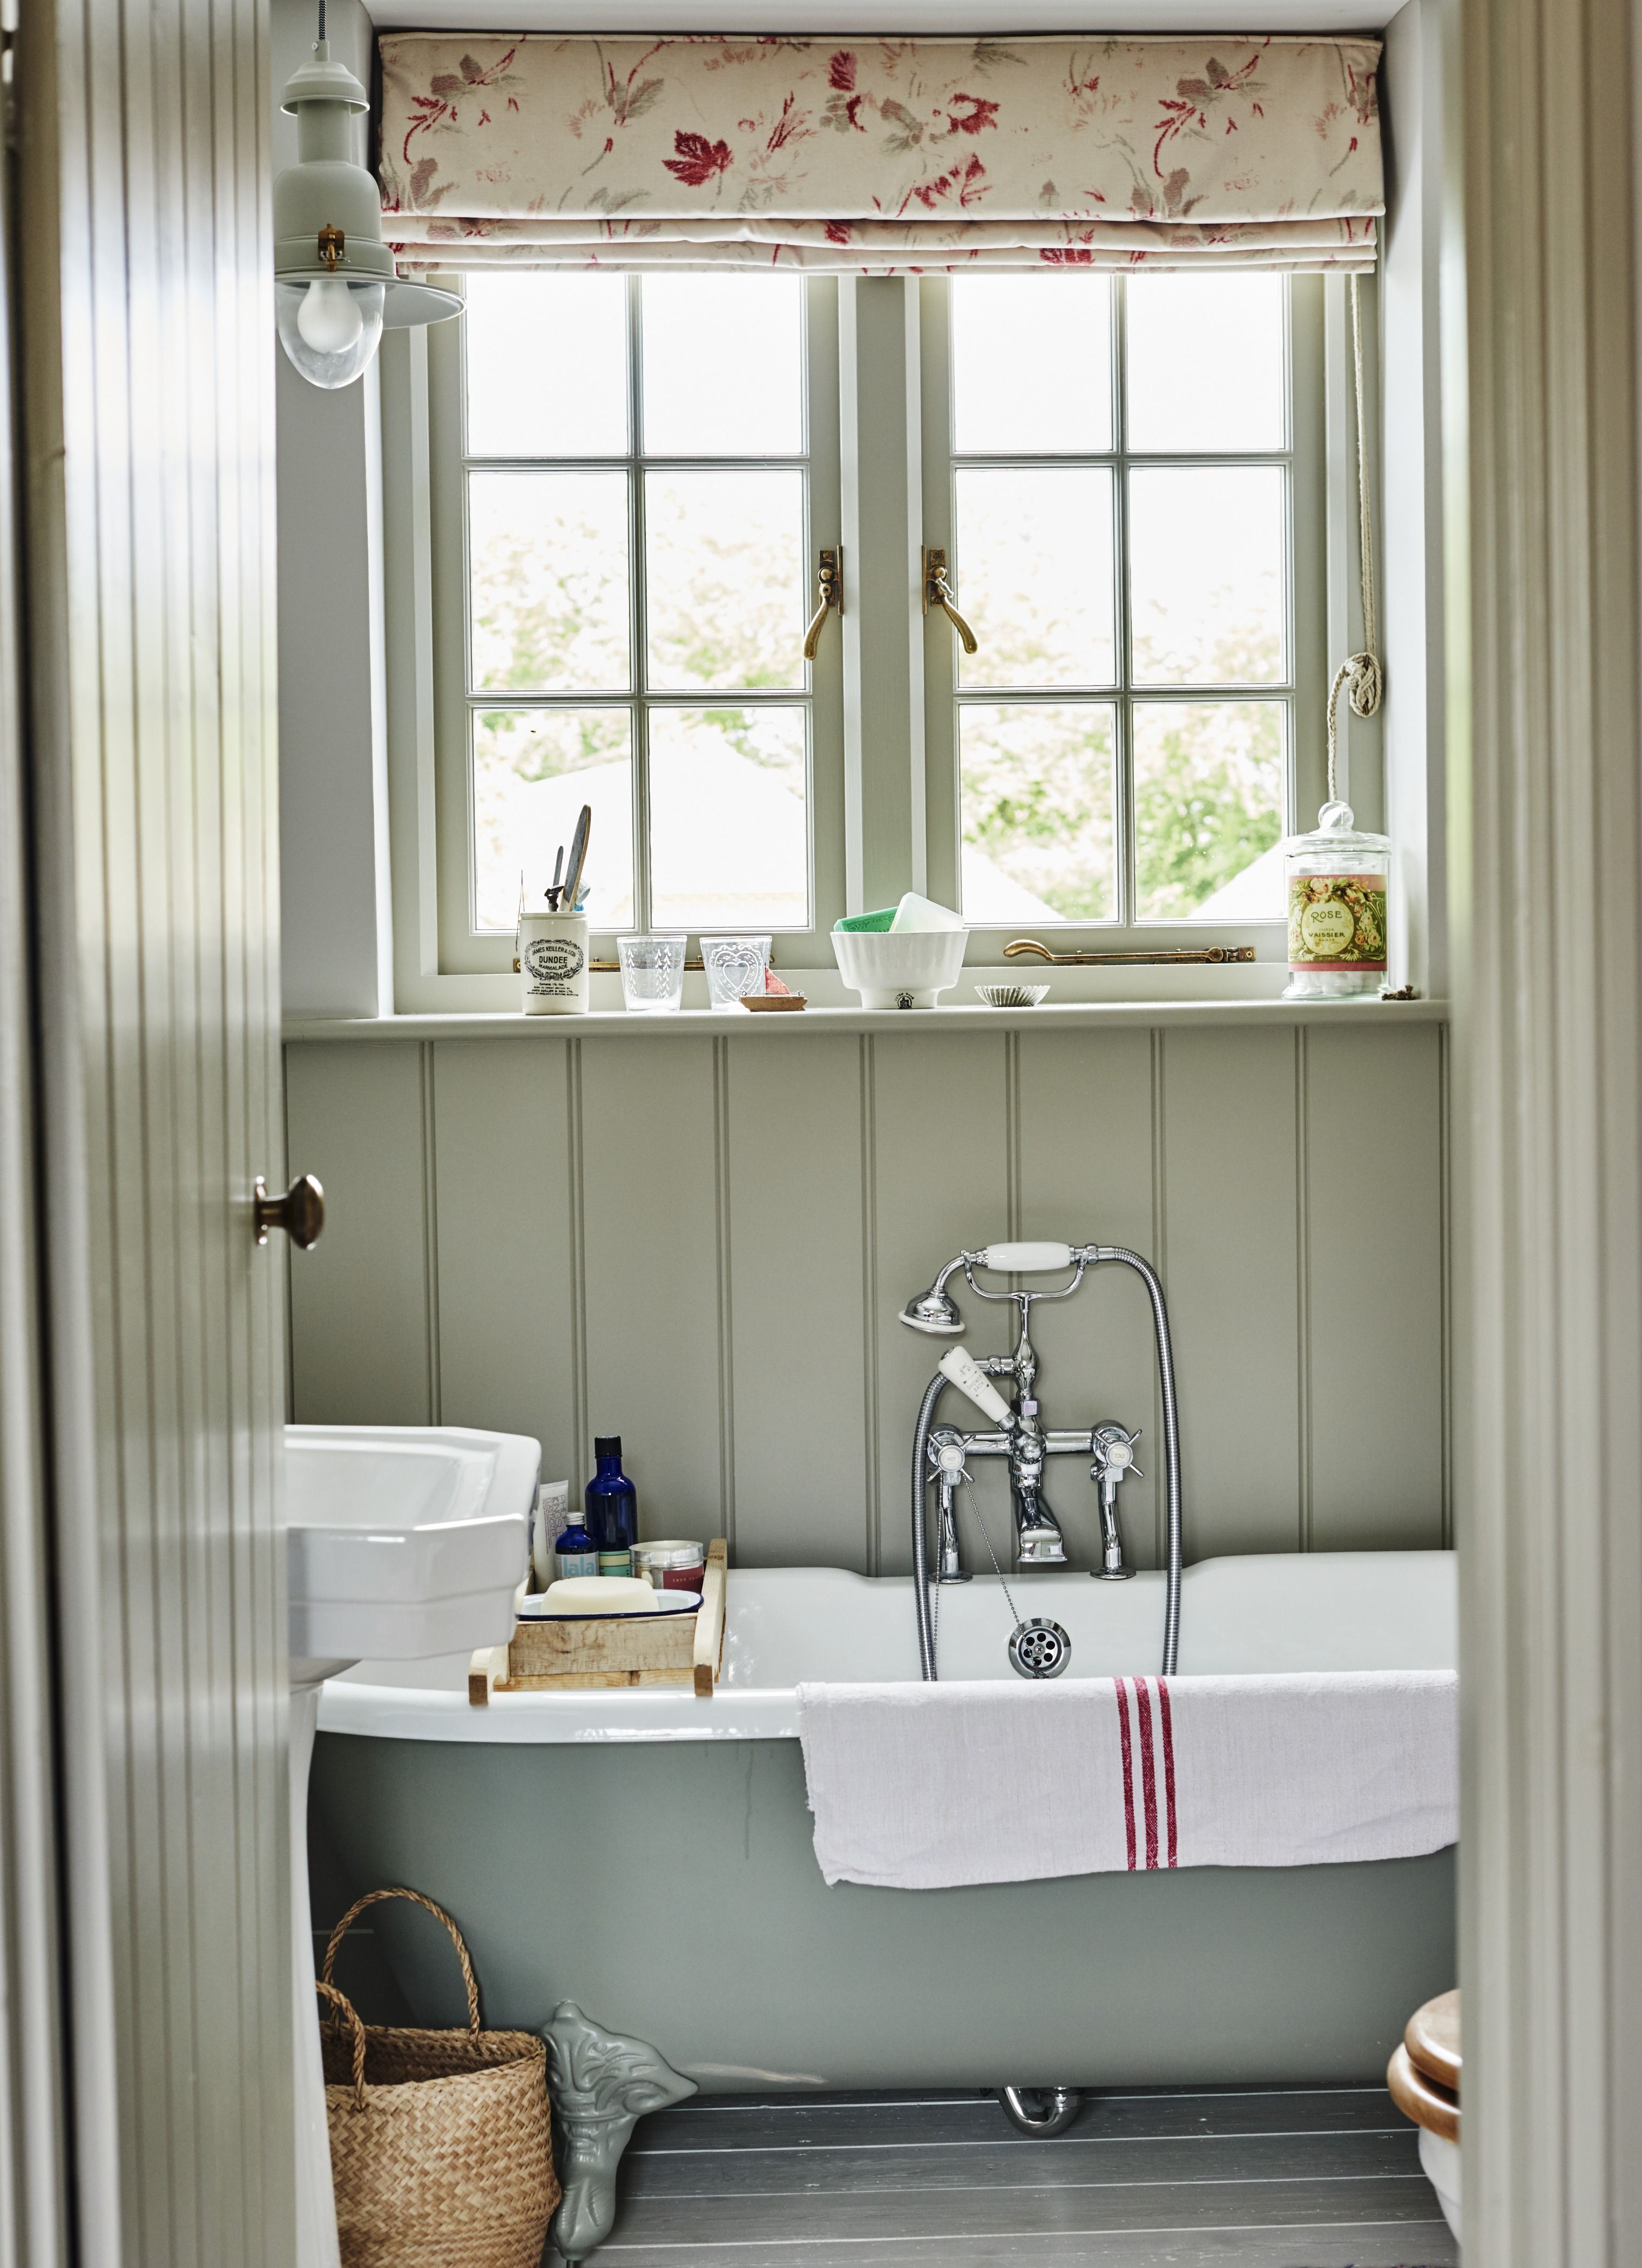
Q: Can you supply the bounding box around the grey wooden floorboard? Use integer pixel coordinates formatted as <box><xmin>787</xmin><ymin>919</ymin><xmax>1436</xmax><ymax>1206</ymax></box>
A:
<box><xmin>607</xmin><ymin>2175</ymin><xmax>1445</xmax><ymax>2246</ymax></box>
<box><xmin>634</xmin><ymin>2088</ymin><xmax>1409</xmax><ymax>2155</ymax></box>
<box><xmin>593</xmin><ymin>2222</ymin><xmax>1457</xmax><ymax>2267</ymax></box>
<box><xmin>621</xmin><ymin>2128</ymin><xmax>1421</xmax><ymax>2200</ymax></box>
<box><xmin>589</xmin><ymin>2087</ymin><xmax>1454</xmax><ymax>2268</ymax></box>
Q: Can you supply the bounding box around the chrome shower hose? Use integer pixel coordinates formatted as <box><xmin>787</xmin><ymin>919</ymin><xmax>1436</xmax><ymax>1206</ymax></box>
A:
<box><xmin>1090</xmin><ymin>1247</ymin><xmax>1183</xmax><ymax>1677</ymax></box>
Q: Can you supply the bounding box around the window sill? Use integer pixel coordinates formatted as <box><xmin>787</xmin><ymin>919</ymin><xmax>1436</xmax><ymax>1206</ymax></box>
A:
<box><xmin>284</xmin><ymin>995</ymin><xmax>1447</xmax><ymax>1043</ymax></box>
<box><xmin>373</xmin><ymin>954</ymin><xmax>1426</xmax><ymax>1020</ymax></box>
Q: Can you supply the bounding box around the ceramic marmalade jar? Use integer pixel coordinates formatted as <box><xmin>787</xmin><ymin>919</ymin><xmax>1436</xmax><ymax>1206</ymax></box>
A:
<box><xmin>1283</xmin><ymin>801</ymin><xmax>1391</xmax><ymax>1000</ymax></box>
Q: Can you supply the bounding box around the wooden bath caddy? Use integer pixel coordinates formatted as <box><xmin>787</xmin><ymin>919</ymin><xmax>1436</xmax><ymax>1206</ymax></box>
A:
<box><xmin>467</xmin><ymin>1540</ymin><xmax>727</xmax><ymax>1704</ymax></box>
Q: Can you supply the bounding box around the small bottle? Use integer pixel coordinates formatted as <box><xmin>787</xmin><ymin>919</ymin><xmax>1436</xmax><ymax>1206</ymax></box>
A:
<box><xmin>586</xmin><ymin>1435</ymin><xmax>638</xmax><ymax>1577</ymax></box>
<box><xmin>555</xmin><ymin>1514</ymin><xmax>599</xmax><ymax>1582</ymax></box>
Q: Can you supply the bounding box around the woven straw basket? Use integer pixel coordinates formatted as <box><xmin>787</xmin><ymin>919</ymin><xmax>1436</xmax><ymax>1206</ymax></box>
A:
<box><xmin>319</xmin><ymin>1887</ymin><xmax>559</xmax><ymax>2268</ymax></box>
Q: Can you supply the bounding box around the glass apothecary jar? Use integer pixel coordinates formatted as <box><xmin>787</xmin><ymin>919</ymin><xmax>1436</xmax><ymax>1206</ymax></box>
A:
<box><xmin>1283</xmin><ymin>802</ymin><xmax>1391</xmax><ymax>1000</ymax></box>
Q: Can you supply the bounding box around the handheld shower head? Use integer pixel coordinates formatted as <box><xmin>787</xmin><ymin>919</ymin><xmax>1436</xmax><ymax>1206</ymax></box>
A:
<box><xmin>900</xmin><ymin>1257</ymin><xmax>967</xmax><ymax>1335</ymax></box>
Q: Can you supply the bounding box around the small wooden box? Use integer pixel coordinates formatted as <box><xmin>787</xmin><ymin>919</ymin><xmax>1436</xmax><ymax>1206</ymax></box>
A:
<box><xmin>469</xmin><ymin>1540</ymin><xmax>727</xmax><ymax>1704</ymax></box>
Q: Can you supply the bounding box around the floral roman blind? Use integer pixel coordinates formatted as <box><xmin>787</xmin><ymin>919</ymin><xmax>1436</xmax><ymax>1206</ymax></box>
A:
<box><xmin>377</xmin><ymin>34</ymin><xmax>1382</xmax><ymax>275</ymax></box>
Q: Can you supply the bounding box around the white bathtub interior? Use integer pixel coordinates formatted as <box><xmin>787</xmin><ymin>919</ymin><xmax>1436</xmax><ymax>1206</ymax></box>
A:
<box><xmin>320</xmin><ymin>1549</ymin><xmax>1457</xmax><ymax>1745</ymax></box>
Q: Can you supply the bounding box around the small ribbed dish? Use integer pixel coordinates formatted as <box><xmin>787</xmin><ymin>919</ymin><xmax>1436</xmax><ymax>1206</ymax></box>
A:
<box><xmin>975</xmin><ymin>983</ymin><xmax>1049</xmax><ymax>1009</ymax></box>
<box><xmin>832</xmin><ymin>926</ymin><xmax>967</xmax><ymax>1009</ymax></box>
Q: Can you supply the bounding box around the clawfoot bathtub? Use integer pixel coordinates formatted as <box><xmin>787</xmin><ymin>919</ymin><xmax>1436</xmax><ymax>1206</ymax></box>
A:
<box><xmin>310</xmin><ymin>1552</ymin><xmax>1456</xmax><ymax>2237</ymax></box>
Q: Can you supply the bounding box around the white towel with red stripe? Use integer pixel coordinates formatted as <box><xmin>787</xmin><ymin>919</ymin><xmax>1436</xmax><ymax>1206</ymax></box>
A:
<box><xmin>795</xmin><ymin>1670</ymin><xmax>1458</xmax><ymax>1889</ymax></box>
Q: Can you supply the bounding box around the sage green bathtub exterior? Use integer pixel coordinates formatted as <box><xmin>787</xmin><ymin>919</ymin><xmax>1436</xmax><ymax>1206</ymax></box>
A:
<box><xmin>310</xmin><ymin>1730</ymin><xmax>1455</xmax><ymax>2090</ymax></box>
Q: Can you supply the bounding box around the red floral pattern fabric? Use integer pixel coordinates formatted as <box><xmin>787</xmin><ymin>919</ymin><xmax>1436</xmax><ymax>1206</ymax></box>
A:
<box><xmin>376</xmin><ymin>33</ymin><xmax>1381</xmax><ymax>273</ymax></box>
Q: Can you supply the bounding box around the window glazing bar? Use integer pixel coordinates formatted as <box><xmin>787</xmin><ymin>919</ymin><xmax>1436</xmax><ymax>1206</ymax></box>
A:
<box><xmin>839</xmin><ymin>275</ymin><xmax>926</xmax><ymax>912</ymax></box>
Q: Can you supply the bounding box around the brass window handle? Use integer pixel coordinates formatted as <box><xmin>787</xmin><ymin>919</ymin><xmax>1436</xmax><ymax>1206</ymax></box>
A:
<box><xmin>254</xmin><ymin>1172</ymin><xmax>326</xmax><ymax>1249</ymax></box>
<box><xmin>923</xmin><ymin>546</ymin><xmax>978</xmax><ymax>656</ymax></box>
<box><xmin>802</xmin><ymin>547</ymin><xmax>842</xmax><ymax>661</ymax></box>
<box><xmin>1004</xmin><ymin>939</ymin><xmax>1258</xmax><ymax>967</ymax></box>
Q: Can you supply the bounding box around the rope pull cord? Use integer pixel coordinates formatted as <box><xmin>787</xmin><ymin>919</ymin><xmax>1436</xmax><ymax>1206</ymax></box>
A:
<box><xmin>1326</xmin><ymin>272</ymin><xmax>1384</xmax><ymax>807</ymax></box>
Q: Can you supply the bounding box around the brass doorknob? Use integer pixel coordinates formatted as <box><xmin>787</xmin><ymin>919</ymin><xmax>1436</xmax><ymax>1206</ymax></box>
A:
<box><xmin>254</xmin><ymin>1173</ymin><xmax>325</xmax><ymax>1250</ymax></box>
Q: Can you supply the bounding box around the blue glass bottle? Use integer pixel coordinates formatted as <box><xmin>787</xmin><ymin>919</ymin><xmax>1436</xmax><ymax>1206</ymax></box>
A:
<box><xmin>585</xmin><ymin>1435</ymin><xmax>638</xmax><ymax>1576</ymax></box>
<box><xmin>554</xmin><ymin>1517</ymin><xmax>599</xmax><ymax>1582</ymax></box>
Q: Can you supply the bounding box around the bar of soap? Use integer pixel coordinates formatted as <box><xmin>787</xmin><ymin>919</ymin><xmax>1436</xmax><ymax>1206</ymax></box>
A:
<box><xmin>541</xmin><ymin>1576</ymin><xmax>658</xmax><ymax>1614</ymax></box>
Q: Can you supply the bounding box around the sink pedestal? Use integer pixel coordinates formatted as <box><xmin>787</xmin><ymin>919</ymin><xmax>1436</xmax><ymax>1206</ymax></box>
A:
<box><xmin>292</xmin><ymin>1671</ymin><xmax>351</xmax><ymax>2268</ymax></box>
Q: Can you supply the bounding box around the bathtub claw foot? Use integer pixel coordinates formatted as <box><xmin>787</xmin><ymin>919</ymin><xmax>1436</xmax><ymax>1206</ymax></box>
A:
<box><xmin>543</xmin><ymin>2001</ymin><xmax>697</xmax><ymax>2262</ymax></box>
<box><xmin>999</xmin><ymin>2084</ymin><xmax>1083</xmax><ymax>2136</ymax></box>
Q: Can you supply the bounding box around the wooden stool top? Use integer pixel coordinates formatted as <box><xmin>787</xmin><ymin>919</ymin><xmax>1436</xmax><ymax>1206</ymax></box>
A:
<box><xmin>1388</xmin><ymin>2041</ymin><xmax>1459</xmax><ymax>2144</ymax></box>
<box><xmin>1406</xmin><ymin>1988</ymin><xmax>1461</xmax><ymax>2094</ymax></box>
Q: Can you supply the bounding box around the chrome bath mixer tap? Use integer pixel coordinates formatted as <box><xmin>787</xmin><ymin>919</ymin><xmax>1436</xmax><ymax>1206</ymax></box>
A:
<box><xmin>901</xmin><ymin>1240</ymin><xmax>1184</xmax><ymax>1680</ymax></box>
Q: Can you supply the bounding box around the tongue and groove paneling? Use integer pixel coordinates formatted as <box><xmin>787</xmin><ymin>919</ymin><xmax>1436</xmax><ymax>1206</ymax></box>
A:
<box><xmin>1014</xmin><ymin>1027</ymin><xmax>1160</xmax><ymax>1571</ymax></box>
<box><xmin>284</xmin><ymin>1014</ymin><xmax>1448</xmax><ymax>1570</ymax></box>
<box><xmin>721</xmin><ymin>1032</ymin><xmax>870</xmax><ymax>1570</ymax></box>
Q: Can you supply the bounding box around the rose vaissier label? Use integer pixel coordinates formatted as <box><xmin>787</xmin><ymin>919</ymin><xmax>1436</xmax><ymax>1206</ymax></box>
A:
<box><xmin>1287</xmin><ymin>873</ymin><xmax>1387</xmax><ymax>969</ymax></box>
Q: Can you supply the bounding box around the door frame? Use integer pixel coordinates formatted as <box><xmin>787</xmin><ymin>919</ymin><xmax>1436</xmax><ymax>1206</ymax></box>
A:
<box><xmin>1449</xmin><ymin>0</ymin><xmax>1642</xmax><ymax>2256</ymax></box>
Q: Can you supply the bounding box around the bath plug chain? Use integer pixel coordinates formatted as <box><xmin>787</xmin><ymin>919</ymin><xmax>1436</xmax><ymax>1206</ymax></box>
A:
<box><xmin>945</xmin><ymin>1473</ymin><xmax>1069</xmax><ymax>1679</ymax></box>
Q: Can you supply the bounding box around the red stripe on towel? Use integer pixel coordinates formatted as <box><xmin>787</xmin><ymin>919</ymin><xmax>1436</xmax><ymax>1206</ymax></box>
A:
<box><xmin>1114</xmin><ymin>1680</ymin><xmax>1137</xmax><ymax>1870</ymax></box>
<box><xmin>1135</xmin><ymin>1676</ymin><xmax>1160</xmax><ymax>1868</ymax></box>
<box><xmin>1158</xmin><ymin>1677</ymin><xmax>1178</xmax><ymax>1868</ymax></box>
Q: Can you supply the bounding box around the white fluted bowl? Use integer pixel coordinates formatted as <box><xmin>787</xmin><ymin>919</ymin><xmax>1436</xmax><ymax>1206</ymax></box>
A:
<box><xmin>831</xmin><ymin>926</ymin><xmax>967</xmax><ymax>1009</ymax></box>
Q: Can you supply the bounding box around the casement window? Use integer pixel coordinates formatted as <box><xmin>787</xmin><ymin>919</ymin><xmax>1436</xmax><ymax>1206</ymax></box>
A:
<box><xmin>423</xmin><ymin>269</ymin><xmax>842</xmax><ymax>971</ymax></box>
<box><xmin>384</xmin><ymin>264</ymin><xmax>1334</xmax><ymax>1002</ymax></box>
<box><xmin>919</xmin><ymin>271</ymin><xmax>1324</xmax><ymax>932</ymax></box>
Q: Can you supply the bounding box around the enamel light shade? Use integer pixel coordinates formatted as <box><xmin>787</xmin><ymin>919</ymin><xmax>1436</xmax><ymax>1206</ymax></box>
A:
<box><xmin>274</xmin><ymin>38</ymin><xmax>459</xmax><ymax>389</ymax></box>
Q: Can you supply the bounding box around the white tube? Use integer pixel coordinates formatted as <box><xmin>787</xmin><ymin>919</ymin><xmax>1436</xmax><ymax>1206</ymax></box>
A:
<box><xmin>979</xmin><ymin>1241</ymin><xmax>1074</xmax><ymax>1272</ymax></box>
<box><xmin>889</xmin><ymin>890</ymin><xmax>965</xmax><ymax>932</ymax></box>
<box><xmin>937</xmin><ymin>1346</ymin><xmax>1015</xmax><ymax>1427</ymax></box>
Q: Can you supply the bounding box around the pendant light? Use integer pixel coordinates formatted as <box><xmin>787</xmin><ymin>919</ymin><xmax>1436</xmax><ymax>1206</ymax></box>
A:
<box><xmin>274</xmin><ymin>0</ymin><xmax>459</xmax><ymax>389</ymax></box>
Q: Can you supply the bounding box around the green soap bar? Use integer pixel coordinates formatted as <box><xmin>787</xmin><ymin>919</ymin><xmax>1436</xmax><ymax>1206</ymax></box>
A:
<box><xmin>833</xmin><ymin>908</ymin><xmax>897</xmax><ymax>932</ymax></box>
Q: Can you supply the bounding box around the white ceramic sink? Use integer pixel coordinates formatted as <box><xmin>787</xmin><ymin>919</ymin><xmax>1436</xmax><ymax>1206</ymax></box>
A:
<box><xmin>286</xmin><ymin>1422</ymin><xmax>540</xmax><ymax>2268</ymax></box>
<box><xmin>286</xmin><ymin>1424</ymin><xmax>538</xmax><ymax>1668</ymax></box>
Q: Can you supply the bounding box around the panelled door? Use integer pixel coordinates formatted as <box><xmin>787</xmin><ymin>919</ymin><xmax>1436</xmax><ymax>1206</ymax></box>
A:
<box><xmin>9</xmin><ymin>0</ymin><xmax>297</xmax><ymax>2262</ymax></box>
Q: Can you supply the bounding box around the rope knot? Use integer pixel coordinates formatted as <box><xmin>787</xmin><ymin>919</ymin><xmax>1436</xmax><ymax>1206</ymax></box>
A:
<box><xmin>1343</xmin><ymin>649</ymin><xmax>1383</xmax><ymax>720</ymax></box>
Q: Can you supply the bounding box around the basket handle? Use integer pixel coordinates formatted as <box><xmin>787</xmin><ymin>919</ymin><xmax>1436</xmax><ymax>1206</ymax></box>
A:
<box><xmin>321</xmin><ymin>1886</ymin><xmax>482</xmax><ymax>2043</ymax></box>
<box><xmin>315</xmin><ymin>1980</ymin><xmax>369</xmax><ymax>2114</ymax></box>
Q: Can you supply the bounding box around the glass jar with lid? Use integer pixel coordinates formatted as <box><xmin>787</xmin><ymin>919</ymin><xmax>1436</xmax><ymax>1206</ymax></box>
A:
<box><xmin>1283</xmin><ymin>801</ymin><xmax>1391</xmax><ymax>999</ymax></box>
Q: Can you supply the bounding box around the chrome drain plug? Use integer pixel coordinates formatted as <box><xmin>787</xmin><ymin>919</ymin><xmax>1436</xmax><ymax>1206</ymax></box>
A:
<box><xmin>1008</xmin><ymin>1618</ymin><xmax>1071</xmax><ymax>1679</ymax></box>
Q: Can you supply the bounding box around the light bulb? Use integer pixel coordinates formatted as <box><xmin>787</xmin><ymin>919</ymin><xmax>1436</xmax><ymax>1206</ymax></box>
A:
<box><xmin>296</xmin><ymin>275</ymin><xmax>363</xmax><ymax>355</ymax></box>
<box><xmin>275</xmin><ymin>278</ymin><xmax>382</xmax><ymax>388</ymax></box>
